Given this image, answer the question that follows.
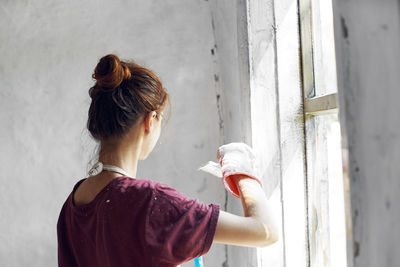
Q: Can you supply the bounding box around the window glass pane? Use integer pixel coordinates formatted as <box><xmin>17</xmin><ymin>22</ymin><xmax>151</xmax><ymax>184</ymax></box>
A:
<box><xmin>305</xmin><ymin>113</ymin><xmax>347</xmax><ymax>267</ymax></box>
<box><xmin>311</xmin><ymin>0</ymin><xmax>338</xmax><ymax>97</ymax></box>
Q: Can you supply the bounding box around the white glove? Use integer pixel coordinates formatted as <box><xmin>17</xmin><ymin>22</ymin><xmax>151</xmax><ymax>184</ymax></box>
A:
<box><xmin>217</xmin><ymin>142</ymin><xmax>262</xmax><ymax>198</ymax></box>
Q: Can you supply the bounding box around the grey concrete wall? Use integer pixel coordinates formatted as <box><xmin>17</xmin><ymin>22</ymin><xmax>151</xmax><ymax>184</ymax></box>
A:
<box><xmin>332</xmin><ymin>0</ymin><xmax>400</xmax><ymax>266</ymax></box>
<box><xmin>0</xmin><ymin>0</ymin><xmax>228</xmax><ymax>266</ymax></box>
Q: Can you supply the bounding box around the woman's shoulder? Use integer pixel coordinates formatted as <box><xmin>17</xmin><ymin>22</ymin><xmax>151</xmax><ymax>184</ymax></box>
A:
<box><xmin>110</xmin><ymin>176</ymin><xmax>179</xmax><ymax>196</ymax></box>
<box><xmin>109</xmin><ymin>177</ymin><xmax>193</xmax><ymax>211</ymax></box>
<box><xmin>112</xmin><ymin>177</ymin><xmax>193</xmax><ymax>204</ymax></box>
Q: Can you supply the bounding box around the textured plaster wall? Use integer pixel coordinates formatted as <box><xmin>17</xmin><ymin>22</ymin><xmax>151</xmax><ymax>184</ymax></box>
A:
<box><xmin>208</xmin><ymin>0</ymin><xmax>255</xmax><ymax>266</ymax></box>
<box><xmin>210</xmin><ymin>0</ymin><xmax>284</xmax><ymax>265</ymax></box>
<box><xmin>332</xmin><ymin>0</ymin><xmax>400</xmax><ymax>266</ymax></box>
<box><xmin>0</xmin><ymin>0</ymin><xmax>227</xmax><ymax>266</ymax></box>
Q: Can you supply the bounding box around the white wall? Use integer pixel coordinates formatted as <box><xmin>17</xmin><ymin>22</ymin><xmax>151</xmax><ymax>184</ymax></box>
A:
<box><xmin>332</xmin><ymin>0</ymin><xmax>400</xmax><ymax>266</ymax></box>
<box><xmin>208</xmin><ymin>0</ymin><xmax>257</xmax><ymax>266</ymax></box>
<box><xmin>0</xmin><ymin>0</ymin><xmax>228</xmax><ymax>266</ymax></box>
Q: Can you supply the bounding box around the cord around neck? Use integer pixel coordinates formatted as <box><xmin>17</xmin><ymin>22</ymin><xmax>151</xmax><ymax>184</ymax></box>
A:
<box><xmin>87</xmin><ymin>162</ymin><xmax>133</xmax><ymax>178</ymax></box>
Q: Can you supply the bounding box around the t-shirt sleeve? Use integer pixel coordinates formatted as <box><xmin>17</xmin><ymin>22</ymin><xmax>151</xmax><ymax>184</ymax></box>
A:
<box><xmin>144</xmin><ymin>183</ymin><xmax>220</xmax><ymax>265</ymax></box>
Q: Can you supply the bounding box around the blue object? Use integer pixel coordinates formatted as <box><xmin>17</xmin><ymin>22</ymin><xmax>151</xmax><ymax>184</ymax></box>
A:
<box><xmin>194</xmin><ymin>256</ymin><xmax>203</xmax><ymax>267</ymax></box>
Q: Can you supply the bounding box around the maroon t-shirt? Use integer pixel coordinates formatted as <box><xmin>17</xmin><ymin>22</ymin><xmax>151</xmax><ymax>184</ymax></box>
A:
<box><xmin>57</xmin><ymin>177</ymin><xmax>220</xmax><ymax>267</ymax></box>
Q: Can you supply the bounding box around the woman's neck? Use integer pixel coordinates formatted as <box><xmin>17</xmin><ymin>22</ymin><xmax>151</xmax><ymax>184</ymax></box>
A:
<box><xmin>98</xmin><ymin>139</ymin><xmax>142</xmax><ymax>179</ymax></box>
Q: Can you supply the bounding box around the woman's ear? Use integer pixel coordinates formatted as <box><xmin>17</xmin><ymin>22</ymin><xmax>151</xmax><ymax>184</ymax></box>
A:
<box><xmin>144</xmin><ymin>111</ymin><xmax>157</xmax><ymax>134</ymax></box>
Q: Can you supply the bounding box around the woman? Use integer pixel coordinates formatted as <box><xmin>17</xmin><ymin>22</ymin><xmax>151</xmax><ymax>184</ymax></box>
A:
<box><xmin>57</xmin><ymin>54</ymin><xmax>278</xmax><ymax>267</ymax></box>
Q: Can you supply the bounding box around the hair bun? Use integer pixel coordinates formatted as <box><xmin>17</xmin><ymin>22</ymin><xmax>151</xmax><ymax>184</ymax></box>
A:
<box><xmin>92</xmin><ymin>54</ymin><xmax>131</xmax><ymax>89</ymax></box>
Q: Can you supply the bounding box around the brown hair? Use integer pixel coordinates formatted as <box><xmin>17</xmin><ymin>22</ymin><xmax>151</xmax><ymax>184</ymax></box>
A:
<box><xmin>87</xmin><ymin>54</ymin><xmax>171</xmax><ymax>141</ymax></box>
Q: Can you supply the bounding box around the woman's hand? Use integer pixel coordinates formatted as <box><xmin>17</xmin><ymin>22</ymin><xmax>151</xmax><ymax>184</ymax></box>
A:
<box><xmin>217</xmin><ymin>142</ymin><xmax>263</xmax><ymax>198</ymax></box>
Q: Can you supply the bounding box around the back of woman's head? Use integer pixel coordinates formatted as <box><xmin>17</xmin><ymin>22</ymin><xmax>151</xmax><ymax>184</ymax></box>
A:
<box><xmin>87</xmin><ymin>54</ymin><xmax>170</xmax><ymax>142</ymax></box>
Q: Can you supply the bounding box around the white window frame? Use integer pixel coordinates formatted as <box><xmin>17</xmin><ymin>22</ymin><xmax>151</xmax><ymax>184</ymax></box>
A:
<box><xmin>246</xmin><ymin>0</ymin><xmax>347</xmax><ymax>266</ymax></box>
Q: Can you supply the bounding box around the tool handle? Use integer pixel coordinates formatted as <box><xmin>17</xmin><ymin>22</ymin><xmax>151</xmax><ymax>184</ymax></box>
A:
<box><xmin>194</xmin><ymin>256</ymin><xmax>203</xmax><ymax>267</ymax></box>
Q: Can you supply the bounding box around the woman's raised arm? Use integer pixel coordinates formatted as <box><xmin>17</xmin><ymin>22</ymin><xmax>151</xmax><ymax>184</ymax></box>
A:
<box><xmin>213</xmin><ymin>175</ymin><xmax>278</xmax><ymax>247</ymax></box>
<box><xmin>212</xmin><ymin>143</ymin><xmax>278</xmax><ymax>247</ymax></box>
